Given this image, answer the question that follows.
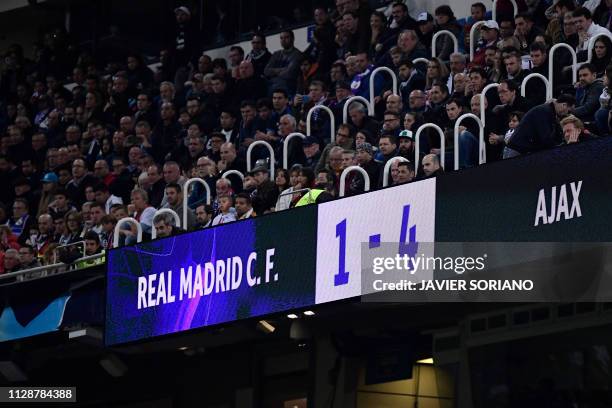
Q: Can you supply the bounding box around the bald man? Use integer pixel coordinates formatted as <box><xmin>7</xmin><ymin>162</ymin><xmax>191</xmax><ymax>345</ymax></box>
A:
<box><xmin>421</xmin><ymin>154</ymin><xmax>443</xmax><ymax>178</ymax></box>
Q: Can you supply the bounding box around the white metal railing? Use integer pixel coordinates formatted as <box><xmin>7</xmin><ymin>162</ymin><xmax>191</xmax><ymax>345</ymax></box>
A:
<box><xmin>383</xmin><ymin>156</ymin><xmax>410</xmax><ymax>187</ymax></box>
<box><xmin>283</xmin><ymin>132</ymin><xmax>306</xmax><ymax>169</ymax></box>
<box><xmin>221</xmin><ymin>170</ymin><xmax>245</xmax><ymax>192</ymax></box>
<box><xmin>151</xmin><ymin>208</ymin><xmax>181</xmax><ymax>239</ymax></box>
<box><xmin>412</xmin><ymin>58</ymin><xmax>430</xmax><ymax>68</ymax></box>
<box><xmin>369</xmin><ymin>67</ymin><xmax>398</xmax><ymax>109</ymax></box>
<box><xmin>469</xmin><ymin>21</ymin><xmax>487</xmax><ymax>63</ymax></box>
<box><xmin>246</xmin><ymin>140</ymin><xmax>275</xmax><ymax>176</ymax></box>
<box><xmin>549</xmin><ymin>43</ymin><xmax>578</xmax><ymax>98</ymax></box>
<box><xmin>521</xmin><ymin>73</ymin><xmax>551</xmax><ymax>101</ymax></box>
<box><xmin>338</xmin><ymin>166</ymin><xmax>370</xmax><ymax>197</ymax></box>
<box><xmin>432</xmin><ymin>30</ymin><xmax>459</xmax><ymax>59</ymax></box>
<box><xmin>492</xmin><ymin>0</ymin><xmax>518</xmax><ymax>21</ymax></box>
<box><xmin>113</xmin><ymin>217</ymin><xmax>142</xmax><ymax>248</ymax></box>
<box><xmin>415</xmin><ymin>123</ymin><xmax>446</xmax><ymax>170</ymax></box>
<box><xmin>183</xmin><ymin>177</ymin><xmax>211</xmax><ymax>229</ymax></box>
<box><xmin>454</xmin><ymin>113</ymin><xmax>486</xmax><ymax>170</ymax></box>
<box><xmin>343</xmin><ymin>96</ymin><xmax>373</xmax><ymax>124</ymax></box>
<box><xmin>480</xmin><ymin>82</ymin><xmax>500</xmax><ymax>126</ymax></box>
<box><xmin>306</xmin><ymin>105</ymin><xmax>335</xmax><ymax>143</ymax></box>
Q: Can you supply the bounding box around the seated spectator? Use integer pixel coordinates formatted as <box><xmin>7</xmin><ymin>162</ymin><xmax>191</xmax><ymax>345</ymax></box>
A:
<box><xmin>590</xmin><ymin>37</ymin><xmax>612</xmax><ymax>78</ymax></box>
<box><xmin>560</xmin><ymin>114</ymin><xmax>596</xmax><ymax>144</ymax></box>
<box><xmin>398</xmin><ymin>59</ymin><xmax>426</xmax><ymax>106</ymax></box>
<box><xmin>2</xmin><ymin>248</ymin><xmax>21</xmax><ymax>274</ymax></box>
<box><xmin>502</xmin><ymin>111</ymin><xmax>525</xmax><ymax>159</ymax></box>
<box><xmin>18</xmin><ymin>245</ymin><xmax>41</xmax><ymax>271</ymax></box>
<box><xmin>426</xmin><ymin>57</ymin><xmax>450</xmax><ymax>91</ymax></box>
<box><xmin>235</xmin><ymin>193</ymin><xmax>255</xmax><ymax>219</ymax></box>
<box><xmin>161</xmin><ymin>183</ymin><xmax>196</xmax><ymax>230</ymax></box>
<box><xmin>472</xmin><ymin>21</ymin><xmax>499</xmax><ymax>67</ymax></box>
<box><xmin>396</xmin><ymin>161</ymin><xmax>415</xmax><ymax>184</ymax></box>
<box><xmin>194</xmin><ymin>204</ymin><xmax>213</xmax><ymax>229</ymax></box>
<box><xmin>573</xmin><ymin>63</ymin><xmax>605</xmax><ymax>122</ymax></box>
<box><xmin>503</xmin><ymin>51</ymin><xmax>530</xmax><ymax>84</ymax></box>
<box><xmin>211</xmin><ymin>195</ymin><xmax>237</xmax><ymax>226</ymax></box>
<box><xmin>421</xmin><ymin>153</ymin><xmax>443</xmax><ymax>178</ymax></box>
<box><xmin>153</xmin><ymin>212</ymin><xmax>183</xmax><ymax>238</ymax></box>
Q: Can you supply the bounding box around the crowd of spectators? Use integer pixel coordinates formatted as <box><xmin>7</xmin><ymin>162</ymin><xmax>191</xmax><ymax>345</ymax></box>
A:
<box><xmin>0</xmin><ymin>0</ymin><xmax>611</xmax><ymax>274</ymax></box>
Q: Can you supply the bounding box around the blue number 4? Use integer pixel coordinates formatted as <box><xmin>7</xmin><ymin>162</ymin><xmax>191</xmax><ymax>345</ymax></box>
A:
<box><xmin>334</xmin><ymin>219</ymin><xmax>349</xmax><ymax>286</ymax></box>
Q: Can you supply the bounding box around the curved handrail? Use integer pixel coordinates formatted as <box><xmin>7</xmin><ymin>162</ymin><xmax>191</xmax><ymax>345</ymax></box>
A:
<box><xmin>283</xmin><ymin>132</ymin><xmax>307</xmax><ymax>169</ymax></box>
<box><xmin>480</xmin><ymin>82</ymin><xmax>500</xmax><ymax>126</ymax></box>
<box><xmin>246</xmin><ymin>140</ymin><xmax>275</xmax><ymax>175</ymax></box>
<box><xmin>113</xmin><ymin>217</ymin><xmax>142</xmax><ymax>248</ymax></box>
<box><xmin>415</xmin><ymin>123</ymin><xmax>445</xmax><ymax>170</ymax></box>
<box><xmin>412</xmin><ymin>58</ymin><xmax>430</xmax><ymax>70</ymax></box>
<box><xmin>492</xmin><ymin>0</ymin><xmax>518</xmax><ymax>21</ymax></box>
<box><xmin>382</xmin><ymin>156</ymin><xmax>410</xmax><ymax>187</ymax></box>
<box><xmin>338</xmin><ymin>165</ymin><xmax>370</xmax><ymax>197</ymax></box>
<box><xmin>306</xmin><ymin>105</ymin><xmax>335</xmax><ymax>143</ymax></box>
<box><xmin>342</xmin><ymin>95</ymin><xmax>373</xmax><ymax>124</ymax></box>
<box><xmin>454</xmin><ymin>113</ymin><xmax>486</xmax><ymax>171</ymax></box>
<box><xmin>369</xmin><ymin>66</ymin><xmax>399</xmax><ymax>109</ymax></box>
<box><xmin>469</xmin><ymin>21</ymin><xmax>487</xmax><ymax>63</ymax></box>
<box><xmin>587</xmin><ymin>32</ymin><xmax>612</xmax><ymax>63</ymax></box>
<box><xmin>151</xmin><ymin>209</ymin><xmax>181</xmax><ymax>239</ymax></box>
<box><xmin>183</xmin><ymin>177</ymin><xmax>211</xmax><ymax>229</ymax></box>
<box><xmin>549</xmin><ymin>43</ymin><xmax>577</xmax><ymax>96</ymax></box>
<box><xmin>432</xmin><ymin>30</ymin><xmax>459</xmax><ymax>59</ymax></box>
<box><xmin>221</xmin><ymin>170</ymin><xmax>245</xmax><ymax>181</ymax></box>
<box><xmin>521</xmin><ymin>73</ymin><xmax>551</xmax><ymax>101</ymax></box>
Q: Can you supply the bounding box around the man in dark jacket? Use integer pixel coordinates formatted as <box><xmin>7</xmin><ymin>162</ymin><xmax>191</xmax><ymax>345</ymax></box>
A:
<box><xmin>507</xmin><ymin>94</ymin><xmax>575</xmax><ymax>154</ymax></box>
<box><xmin>573</xmin><ymin>63</ymin><xmax>605</xmax><ymax>122</ymax></box>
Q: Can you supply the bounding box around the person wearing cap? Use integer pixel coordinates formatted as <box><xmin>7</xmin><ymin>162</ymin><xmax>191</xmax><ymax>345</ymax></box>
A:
<box><xmin>249</xmin><ymin>164</ymin><xmax>279</xmax><ymax>215</ymax></box>
<box><xmin>507</xmin><ymin>94</ymin><xmax>575</xmax><ymax>154</ymax></box>
<box><xmin>433</xmin><ymin>6</ymin><xmax>464</xmax><ymax>61</ymax></box>
<box><xmin>355</xmin><ymin>142</ymin><xmax>381</xmax><ymax>190</ymax></box>
<box><xmin>302</xmin><ymin>136</ymin><xmax>322</xmax><ymax>170</ymax></box>
<box><xmin>172</xmin><ymin>6</ymin><xmax>199</xmax><ymax>71</ymax></box>
<box><xmin>37</xmin><ymin>172</ymin><xmax>59</xmax><ymax>218</ymax></box>
<box><xmin>416</xmin><ymin>12</ymin><xmax>435</xmax><ymax>51</ymax></box>
<box><xmin>397</xmin><ymin>129</ymin><xmax>418</xmax><ymax>162</ymax></box>
<box><xmin>472</xmin><ymin>20</ymin><xmax>500</xmax><ymax>67</ymax></box>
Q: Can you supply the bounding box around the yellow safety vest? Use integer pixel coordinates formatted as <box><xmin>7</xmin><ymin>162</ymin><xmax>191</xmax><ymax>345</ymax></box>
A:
<box><xmin>295</xmin><ymin>189</ymin><xmax>325</xmax><ymax>207</ymax></box>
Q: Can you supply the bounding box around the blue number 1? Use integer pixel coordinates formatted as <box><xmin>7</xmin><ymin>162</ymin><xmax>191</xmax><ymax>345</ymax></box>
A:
<box><xmin>335</xmin><ymin>219</ymin><xmax>349</xmax><ymax>286</ymax></box>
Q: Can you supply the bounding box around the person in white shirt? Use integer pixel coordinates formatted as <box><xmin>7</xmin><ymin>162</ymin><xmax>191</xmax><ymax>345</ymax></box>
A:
<box><xmin>574</xmin><ymin>7</ymin><xmax>612</xmax><ymax>51</ymax></box>
<box><xmin>93</xmin><ymin>183</ymin><xmax>123</xmax><ymax>214</ymax></box>
<box><xmin>211</xmin><ymin>195</ymin><xmax>237</xmax><ymax>226</ymax></box>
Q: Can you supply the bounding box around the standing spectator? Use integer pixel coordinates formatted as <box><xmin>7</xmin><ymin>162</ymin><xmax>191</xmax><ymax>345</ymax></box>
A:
<box><xmin>264</xmin><ymin>30</ymin><xmax>303</xmax><ymax>94</ymax></box>
<box><xmin>246</xmin><ymin>33</ymin><xmax>272</xmax><ymax>79</ymax></box>
<box><xmin>508</xmin><ymin>94</ymin><xmax>575</xmax><ymax>154</ymax></box>
<box><xmin>433</xmin><ymin>5</ymin><xmax>464</xmax><ymax>61</ymax></box>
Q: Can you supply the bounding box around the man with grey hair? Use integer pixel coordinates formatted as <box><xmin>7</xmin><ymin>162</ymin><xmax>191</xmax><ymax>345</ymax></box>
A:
<box><xmin>276</xmin><ymin>114</ymin><xmax>305</xmax><ymax>168</ymax></box>
<box><xmin>448</xmin><ymin>53</ymin><xmax>467</xmax><ymax>93</ymax></box>
<box><xmin>153</xmin><ymin>212</ymin><xmax>180</xmax><ymax>239</ymax></box>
